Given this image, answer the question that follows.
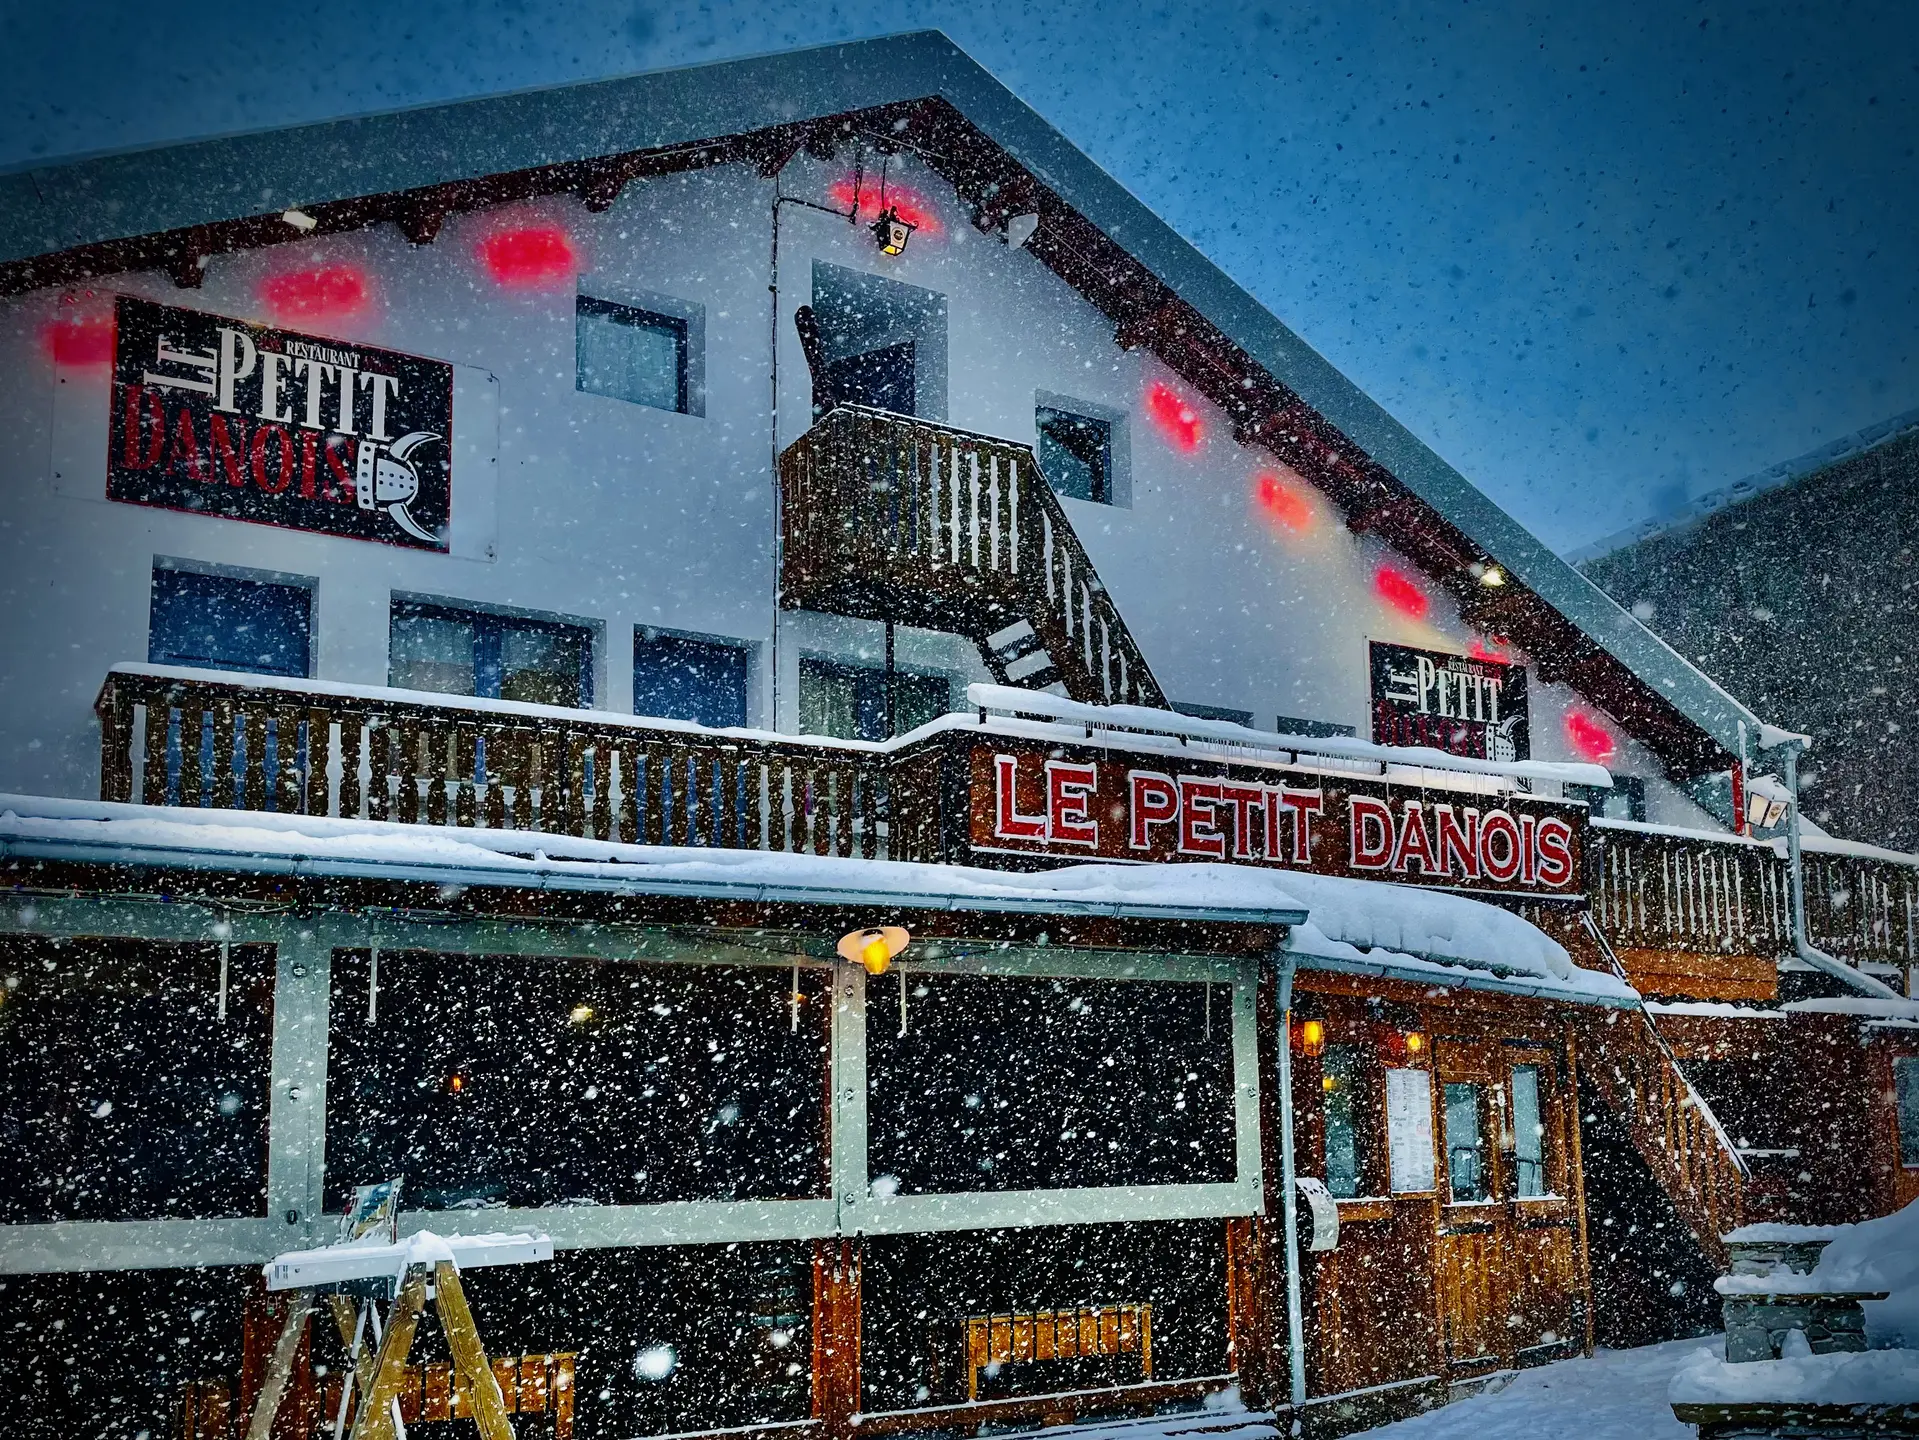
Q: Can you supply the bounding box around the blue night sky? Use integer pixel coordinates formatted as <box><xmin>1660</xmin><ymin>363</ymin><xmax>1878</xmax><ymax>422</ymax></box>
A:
<box><xmin>3</xmin><ymin>0</ymin><xmax>1913</xmax><ymax>556</ymax></box>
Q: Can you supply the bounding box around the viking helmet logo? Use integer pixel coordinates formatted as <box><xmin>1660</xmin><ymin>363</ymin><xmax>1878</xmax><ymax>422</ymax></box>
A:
<box><xmin>355</xmin><ymin>431</ymin><xmax>441</xmax><ymax>543</ymax></box>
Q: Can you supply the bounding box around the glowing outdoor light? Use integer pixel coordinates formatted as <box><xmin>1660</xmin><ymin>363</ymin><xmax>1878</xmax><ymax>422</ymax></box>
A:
<box><xmin>1469</xmin><ymin>562</ymin><xmax>1506</xmax><ymax>587</ymax></box>
<box><xmin>568</xmin><ymin>1004</ymin><xmax>595</xmax><ymax>1025</ymax></box>
<box><xmin>1374</xmin><ymin>565</ymin><xmax>1430</xmax><ymax>621</ymax></box>
<box><xmin>838</xmin><ymin>925</ymin><xmax>910</xmax><ymax>976</ymax></box>
<box><xmin>1746</xmin><ymin>786</ymin><xmax>1789</xmax><ymax>831</ymax></box>
<box><xmin>1299</xmin><ymin>1018</ymin><xmax>1326</xmax><ymax>1057</ymax></box>
<box><xmin>872</xmin><ymin>205</ymin><xmax>916</xmax><ymax>256</ymax></box>
<box><xmin>1564</xmin><ymin>710</ymin><xmax>1618</xmax><ymax>764</ymax></box>
<box><xmin>1404</xmin><ymin>1030</ymin><xmax>1425</xmax><ymax>1056</ymax></box>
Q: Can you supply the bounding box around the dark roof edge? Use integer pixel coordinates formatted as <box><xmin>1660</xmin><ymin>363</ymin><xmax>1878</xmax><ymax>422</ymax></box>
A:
<box><xmin>0</xmin><ymin>29</ymin><xmax>1767</xmax><ymax>761</ymax></box>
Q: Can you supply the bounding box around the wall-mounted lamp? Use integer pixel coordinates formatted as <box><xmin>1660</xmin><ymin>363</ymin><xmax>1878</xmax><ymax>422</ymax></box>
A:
<box><xmin>872</xmin><ymin>206</ymin><xmax>916</xmax><ymax>257</ymax></box>
<box><xmin>838</xmin><ymin>925</ymin><xmax>910</xmax><ymax>976</ymax></box>
<box><xmin>1404</xmin><ymin>1030</ymin><xmax>1426</xmax><ymax>1057</ymax></box>
<box><xmin>1298</xmin><ymin>1018</ymin><xmax>1326</xmax><ymax>1058</ymax></box>
<box><xmin>1746</xmin><ymin>786</ymin><xmax>1789</xmax><ymax>831</ymax></box>
<box><xmin>1469</xmin><ymin>561</ymin><xmax>1506</xmax><ymax>587</ymax></box>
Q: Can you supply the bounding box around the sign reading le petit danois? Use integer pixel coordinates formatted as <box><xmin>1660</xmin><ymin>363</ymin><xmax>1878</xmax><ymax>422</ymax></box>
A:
<box><xmin>107</xmin><ymin>295</ymin><xmax>453</xmax><ymax>551</ymax></box>
<box><xmin>970</xmin><ymin>739</ymin><xmax>1583</xmax><ymax>898</ymax></box>
<box><xmin>1370</xmin><ymin>640</ymin><xmax>1530</xmax><ymax>762</ymax></box>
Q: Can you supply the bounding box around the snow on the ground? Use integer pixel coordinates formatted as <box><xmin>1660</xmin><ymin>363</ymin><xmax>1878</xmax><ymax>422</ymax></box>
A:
<box><xmin>1359</xmin><ymin>1339</ymin><xmax>1706</xmax><ymax>1440</ymax></box>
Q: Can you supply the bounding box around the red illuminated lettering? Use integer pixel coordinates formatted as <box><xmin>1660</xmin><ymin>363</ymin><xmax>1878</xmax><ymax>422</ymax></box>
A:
<box><xmin>297</xmin><ymin>430</ymin><xmax>319</xmax><ymax>499</ymax></box>
<box><xmin>1392</xmin><ymin>800</ymin><xmax>1438</xmax><ymax>874</ymax></box>
<box><xmin>1218</xmin><ymin>782</ymin><xmax>1266</xmax><ymax>859</ymax></box>
<box><xmin>1350</xmin><ymin>796</ymin><xmax>1394</xmax><ymax>870</ymax></box>
<box><xmin>1130</xmin><ymin>771</ymin><xmax>1180</xmax><ymax>851</ymax></box>
<box><xmin>1278</xmin><ymin>788</ymin><xmax>1323</xmax><ymax>864</ymax></box>
<box><xmin>994</xmin><ymin>754</ymin><xmax>1047</xmax><ymax>841</ymax></box>
<box><xmin>1535</xmin><ymin>817</ymin><xmax>1575</xmax><ymax>888</ymax></box>
<box><xmin>209</xmin><ymin>413</ymin><xmax>249</xmax><ymax>488</ymax></box>
<box><xmin>1046</xmin><ymin>761</ymin><xmax>1099</xmax><ymax>847</ymax></box>
<box><xmin>1479</xmin><ymin>810</ymin><xmax>1522</xmax><ymax>883</ymax></box>
<box><xmin>1434</xmin><ymin>805</ymin><xmax>1479</xmax><ymax>878</ymax></box>
<box><xmin>1178</xmin><ymin>778</ymin><xmax>1227</xmax><ymax>858</ymax></box>
<box><xmin>168</xmin><ymin>405</ymin><xmax>207</xmax><ymax>484</ymax></box>
<box><xmin>251</xmin><ymin>424</ymin><xmax>294</xmax><ymax>493</ymax></box>
<box><xmin>322</xmin><ymin>437</ymin><xmax>356</xmax><ymax>503</ymax></box>
<box><xmin>121</xmin><ymin>385</ymin><xmax>165</xmax><ymax>468</ymax></box>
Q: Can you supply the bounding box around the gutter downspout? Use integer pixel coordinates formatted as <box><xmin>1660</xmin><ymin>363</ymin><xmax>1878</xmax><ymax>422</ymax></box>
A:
<box><xmin>1773</xmin><ymin>739</ymin><xmax>1901</xmax><ymax>1000</ymax></box>
<box><xmin>1275</xmin><ymin>950</ymin><xmax>1307</xmax><ymax>1414</ymax></box>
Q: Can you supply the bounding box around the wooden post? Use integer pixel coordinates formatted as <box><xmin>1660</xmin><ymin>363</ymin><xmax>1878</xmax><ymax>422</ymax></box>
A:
<box><xmin>242</xmin><ymin>1290</ymin><xmax>314</xmax><ymax>1440</ymax></box>
<box><xmin>1225</xmin><ymin>1217</ymin><xmax>1275</xmax><ymax>1409</ymax></box>
<box><xmin>1565</xmin><ymin>1023</ymin><xmax>1596</xmax><ymax>1357</ymax></box>
<box><xmin>811</xmin><ymin>1238</ymin><xmax>862</xmax><ymax>1440</ymax></box>
<box><xmin>435</xmin><ymin>1261</ymin><xmax>516</xmax><ymax>1440</ymax></box>
<box><xmin>351</xmin><ymin>1267</ymin><xmax>428</xmax><ymax>1440</ymax></box>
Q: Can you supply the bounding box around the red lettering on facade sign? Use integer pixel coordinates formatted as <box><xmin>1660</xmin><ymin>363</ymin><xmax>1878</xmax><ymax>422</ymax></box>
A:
<box><xmin>251</xmin><ymin>424</ymin><xmax>295</xmax><ymax>493</ymax></box>
<box><xmin>1434</xmin><ymin>804</ymin><xmax>1479</xmax><ymax>878</ymax></box>
<box><xmin>994</xmin><ymin>754</ymin><xmax>1048</xmax><ymax>840</ymax></box>
<box><xmin>122</xmin><ymin>385</ymin><xmax>164</xmax><ymax>468</ymax></box>
<box><xmin>1130</xmin><ymin>771</ymin><xmax>1180</xmax><ymax>851</ymax></box>
<box><xmin>1046</xmin><ymin>761</ymin><xmax>1099</xmax><ymax>846</ymax></box>
<box><xmin>1535</xmin><ymin>816</ymin><xmax>1575</xmax><ymax>887</ymax></box>
<box><xmin>1479</xmin><ymin>810</ymin><xmax>1522</xmax><ymax>883</ymax></box>
<box><xmin>1177</xmin><ymin>778</ymin><xmax>1227</xmax><ymax>858</ymax></box>
<box><xmin>1349</xmin><ymin>796</ymin><xmax>1394</xmax><ymax>870</ymax></box>
<box><xmin>969</xmin><ymin>743</ymin><xmax>1581</xmax><ymax>897</ymax></box>
<box><xmin>170</xmin><ymin>406</ymin><xmax>207</xmax><ymax>484</ymax></box>
<box><xmin>209</xmin><ymin>414</ymin><xmax>248</xmax><ymax>488</ymax></box>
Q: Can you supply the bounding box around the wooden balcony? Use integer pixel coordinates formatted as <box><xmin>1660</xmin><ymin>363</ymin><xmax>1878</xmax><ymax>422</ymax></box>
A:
<box><xmin>95</xmin><ymin>667</ymin><xmax>1917</xmax><ymax>985</ymax></box>
<box><xmin>779</xmin><ymin>406</ymin><xmax>1165</xmax><ymax>708</ymax></box>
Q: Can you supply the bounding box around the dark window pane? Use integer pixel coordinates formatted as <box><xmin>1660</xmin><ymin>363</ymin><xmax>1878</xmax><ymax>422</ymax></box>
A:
<box><xmin>325</xmin><ymin>950</ymin><xmax>828</xmax><ymax>1212</ymax></box>
<box><xmin>390</xmin><ymin>603</ymin><xmax>591</xmax><ymax>707</ymax></box>
<box><xmin>635</xmin><ymin>631</ymin><xmax>749</xmax><ymax>727</ymax></box>
<box><xmin>1322</xmin><ymin>1043</ymin><xmax>1364</xmax><ymax>1198</ymax></box>
<box><xmin>825</xmin><ymin>341</ymin><xmax>916</xmax><ymax>415</ymax></box>
<box><xmin>150</xmin><ymin>568</ymin><xmax>310</xmax><ymax>678</ymax></box>
<box><xmin>862</xmin><ymin>1222</ymin><xmax>1227</xmax><ymax>1411</ymax></box>
<box><xmin>1037</xmin><ymin>406</ymin><xmax>1111</xmax><ymax>504</ymax></box>
<box><xmin>799</xmin><ymin>658</ymin><xmax>948</xmax><ymax>741</ymax></box>
<box><xmin>0</xmin><ymin>1267</ymin><xmax>250</xmax><ymax>1436</ymax></box>
<box><xmin>577</xmin><ymin>296</ymin><xmax>688</xmax><ymax>413</ymax></box>
<box><xmin>1898</xmin><ymin>1058</ymin><xmax>1919</xmax><ymax>1168</ymax></box>
<box><xmin>866</xmin><ymin>973</ymin><xmax>1235</xmax><ymax>1195</ymax></box>
<box><xmin>0</xmin><ymin>937</ymin><xmax>272</xmax><ymax>1223</ymax></box>
<box><xmin>1512</xmin><ymin>1064</ymin><xmax>1548</xmax><ymax>1197</ymax></box>
<box><xmin>1444</xmin><ymin>1081</ymin><xmax>1487</xmax><ymax>1202</ymax></box>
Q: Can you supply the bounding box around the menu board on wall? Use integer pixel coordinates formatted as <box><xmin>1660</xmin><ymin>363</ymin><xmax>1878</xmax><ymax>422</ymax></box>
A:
<box><xmin>1370</xmin><ymin>640</ymin><xmax>1530</xmax><ymax>762</ymax></box>
<box><xmin>1386</xmin><ymin>1067</ymin><xmax>1436</xmax><ymax>1194</ymax></box>
<box><xmin>107</xmin><ymin>295</ymin><xmax>453</xmax><ymax>551</ymax></box>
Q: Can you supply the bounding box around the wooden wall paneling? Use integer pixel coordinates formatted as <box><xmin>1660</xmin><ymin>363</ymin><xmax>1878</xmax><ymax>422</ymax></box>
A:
<box><xmin>812</xmin><ymin>1237</ymin><xmax>862</xmax><ymax>1440</ymax></box>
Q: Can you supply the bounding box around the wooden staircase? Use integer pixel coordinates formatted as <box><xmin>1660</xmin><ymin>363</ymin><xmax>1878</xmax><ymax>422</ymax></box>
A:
<box><xmin>779</xmin><ymin>406</ymin><xmax>1166</xmax><ymax>708</ymax></box>
<box><xmin>1574</xmin><ymin>917</ymin><xmax>1755</xmax><ymax>1268</ymax></box>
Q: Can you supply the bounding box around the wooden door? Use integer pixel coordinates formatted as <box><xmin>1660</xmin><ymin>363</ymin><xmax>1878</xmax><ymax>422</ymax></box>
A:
<box><xmin>1433</xmin><ymin>1037</ymin><xmax>1582</xmax><ymax>1374</ymax></box>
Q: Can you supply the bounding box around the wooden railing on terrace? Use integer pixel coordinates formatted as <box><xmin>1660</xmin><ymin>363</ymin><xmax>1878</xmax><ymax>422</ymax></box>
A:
<box><xmin>97</xmin><ymin>667</ymin><xmax>901</xmax><ymax>861</ymax></box>
<box><xmin>1590</xmin><ymin>819</ymin><xmax>1919</xmax><ymax>973</ymax></box>
<box><xmin>780</xmin><ymin>406</ymin><xmax>1165</xmax><ymax>708</ymax></box>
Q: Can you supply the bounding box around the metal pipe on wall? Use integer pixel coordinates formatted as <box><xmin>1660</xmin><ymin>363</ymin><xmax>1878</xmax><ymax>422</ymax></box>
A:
<box><xmin>1274</xmin><ymin>951</ymin><xmax>1307</xmax><ymax>1413</ymax></box>
<box><xmin>1774</xmin><ymin>738</ymin><xmax>1899</xmax><ymax>999</ymax></box>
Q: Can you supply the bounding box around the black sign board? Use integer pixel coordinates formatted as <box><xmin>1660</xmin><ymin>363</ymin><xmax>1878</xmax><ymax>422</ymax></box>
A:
<box><xmin>108</xmin><ymin>295</ymin><xmax>452</xmax><ymax>551</ymax></box>
<box><xmin>1369</xmin><ymin>640</ymin><xmax>1529</xmax><ymax>762</ymax></box>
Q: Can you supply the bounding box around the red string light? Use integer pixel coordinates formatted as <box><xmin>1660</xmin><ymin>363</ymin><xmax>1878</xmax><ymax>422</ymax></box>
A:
<box><xmin>1145</xmin><ymin>380</ymin><xmax>1203</xmax><ymax>451</ymax></box>
<box><xmin>1469</xmin><ymin>636</ymin><xmax>1510</xmax><ymax>662</ymax></box>
<box><xmin>1564</xmin><ymin>710</ymin><xmax>1618</xmax><ymax>763</ymax></box>
<box><xmin>477</xmin><ymin>224</ymin><xmax>578</xmax><ymax>288</ymax></box>
<box><xmin>826</xmin><ymin>178</ymin><xmax>942</xmax><ymax>235</ymax></box>
<box><xmin>1373</xmin><ymin>565</ymin><xmax>1430</xmax><ymax>620</ymax></box>
<box><xmin>40</xmin><ymin>313</ymin><xmax>114</xmax><ymax>366</ymax></box>
<box><xmin>258</xmin><ymin>265</ymin><xmax>371</xmax><ymax>323</ymax></box>
<box><xmin>1255</xmin><ymin>470</ymin><xmax>1314</xmax><ymax>532</ymax></box>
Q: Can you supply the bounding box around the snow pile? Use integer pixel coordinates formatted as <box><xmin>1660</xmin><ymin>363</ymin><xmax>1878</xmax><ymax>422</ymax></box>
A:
<box><xmin>1675</xmin><ymin>1199</ymin><xmax>1919</xmax><ymax>1409</ymax></box>
<box><xmin>1669</xmin><ymin>1347</ymin><xmax>1919</xmax><ymax>1406</ymax></box>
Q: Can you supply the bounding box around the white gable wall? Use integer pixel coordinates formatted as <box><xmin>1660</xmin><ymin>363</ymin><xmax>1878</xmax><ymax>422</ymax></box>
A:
<box><xmin>0</xmin><ymin>148</ymin><xmax>1715</xmax><ymax>827</ymax></box>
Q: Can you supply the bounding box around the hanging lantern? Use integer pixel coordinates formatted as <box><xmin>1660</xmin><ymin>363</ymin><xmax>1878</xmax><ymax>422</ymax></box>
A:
<box><xmin>838</xmin><ymin>925</ymin><xmax>910</xmax><ymax>976</ymax></box>
<box><xmin>871</xmin><ymin>205</ymin><xmax>916</xmax><ymax>257</ymax></box>
<box><xmin>1298</xmin><ymin>1018</ymin><xmax>1326</xmax><ymax>1057</ymax></box>
<box><xmin>1404</xmin><ymin>1030</ymin><xmax>1426</xmax><ymax>1057</ymax></box>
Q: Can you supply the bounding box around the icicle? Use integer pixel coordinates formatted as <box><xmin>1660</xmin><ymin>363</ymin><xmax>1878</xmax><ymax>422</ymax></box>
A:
<box><xmin>790</xmin><ymin>956</ymin><xmax>801</xmax><ymax>1034</ymax></box>
<box><xmin>1204</xmin><ymin>978</ymin><xmax>1212</xmax><ymax>1040</ymax></box>
<box><xmin>367</xmin><ymin>933</ymin><xmax>381</xmax><ymax>1024</ymax></box>
<box><xmin>216</xmin><ymin>926</ymin><xmax>230</xmax><ymax>1021</ymax></box>
<box><xmin>898</xmin><ymin>966</ymin><xmax>908</xmax><ymax>1038</ymax></box>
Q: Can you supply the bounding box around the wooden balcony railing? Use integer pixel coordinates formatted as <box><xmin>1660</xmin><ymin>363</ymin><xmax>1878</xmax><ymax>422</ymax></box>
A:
<box><xmin>97</xmin><ymin>667</ymin><xmax>900</xmax><ymax>861</ymax></box>
<box><xmin>1590</xmin><ymin>819</ymin><xmax>1919</xmax><ymax>973</ymax></box>
<box><xmin>779</xmin><ymin>406</ymin><xmax>1166</xmax><ymax>708</ymax></box>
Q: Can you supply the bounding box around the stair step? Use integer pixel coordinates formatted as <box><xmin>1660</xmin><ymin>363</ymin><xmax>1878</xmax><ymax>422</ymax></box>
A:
<box><xmin>1003</xmin><ymin>649</ymin><xmax>1058</xmax><ymax>684</ymax></box>
<box><xmin>987</xmin><ymin>619</ymin><xmax>1038</xmax><ymax>653</ymax></box>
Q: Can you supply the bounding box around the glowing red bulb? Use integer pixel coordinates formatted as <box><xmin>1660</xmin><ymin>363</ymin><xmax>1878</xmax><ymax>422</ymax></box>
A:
<box><xmin>477</xmin><ymin>225</ymin><xmax>578</xmax><ymax>288</ymax></box>
<box><xmin>259</xmin><ymin>265</ymin><xmax>370</xmax><ymax>323</ymax></box>
<box><xmin>1564</xmin><ymin>711</ymin><xmax>1617</xmax><ymax>763</ymax></box>
<box><xmin>1373</xmin><ymin>565</ymin><xmax>1430</xmax><ymax>620</ymax></box>
<box><xmin>825</xmin><ymin>179</ymin><xmax>941</xmax><ymax>235</ymax></box>
<box><xmin>40</xmin><ymin>313</ymin><xmax>114</xmax><ymax>366</ymax></box>
<box><xmin>1255</xmin><ymin>470</ymin><xmax>1314</xmax><ymax>532</ymax></box>
<box><xmin>1145</xmin><ymin>380</ymin><xmax>1203</xmax><ymax>451</ymax></box>
<box><xmin>1468</xmin><ymin>637</ymin><xmax>1510</xmax><ymax>663</ymax></box>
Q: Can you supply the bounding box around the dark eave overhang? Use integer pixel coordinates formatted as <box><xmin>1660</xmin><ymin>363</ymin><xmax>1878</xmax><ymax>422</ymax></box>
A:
<box><xmin>0</xmin><ymin>30</ymin><xmax>1762</xmax><ymax>779</ymax></box>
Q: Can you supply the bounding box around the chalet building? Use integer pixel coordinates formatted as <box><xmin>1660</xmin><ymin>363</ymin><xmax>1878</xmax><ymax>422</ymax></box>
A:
<box><xmin>0</xmin><ymin>31</ymin><xmax>1915</xmax><ymax>1440</ymax></box>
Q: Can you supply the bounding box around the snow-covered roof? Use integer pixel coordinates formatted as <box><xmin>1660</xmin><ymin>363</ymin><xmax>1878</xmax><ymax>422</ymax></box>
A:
<box><xmin>0</xmin><ymin>794</ymin><xmax>1636</xmax><ymax>1004</ymax></box>
<box><xmin>0</xmin><ymin>32</ymin><xmax>1775</xmax><ymax>769</ymax></box>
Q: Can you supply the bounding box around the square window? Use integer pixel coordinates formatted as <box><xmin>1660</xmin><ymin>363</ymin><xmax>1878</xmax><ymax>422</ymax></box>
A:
<box><xmin>1569</xmin><ymin>776</ymin><xmax>1646</xmax><ymax>821</ymax></box>
<box><xmin>1037</xmin><ymin>406</ymin><xmax>1113</xmax><ymax>504</ymax></box>
<box><xmin>390</xmin><ymin>601</ymin><xmax>593</xmax><ymax>708</ymax></box>
<box><xmin>1444</xmin><ymin>1081</ymin><xmax>1488</xmax><ymax>1202</ymax></box>
<box><xmin>635</xmin><ymin>629</ymin><xmax>750</xmax><ymax>728</ymax></box>
<box><xmin>799</xmin><ymin>658</ymin><xmax>949</xmax><ymax>742</ymax></box>
<box><xmin>577</xmin><ymin>295</ymin><xmax>689</xmax><ymax>413</ymax></box>
<box><xmin>150</xmin><ymin>567</ymin><xmax>312</xmax><ymax>678</ymax></box>
<box><xmin>1897</xmin><ymin>1057</ymin><xmax>1919</xmax><ymax>1168</ymax></box>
